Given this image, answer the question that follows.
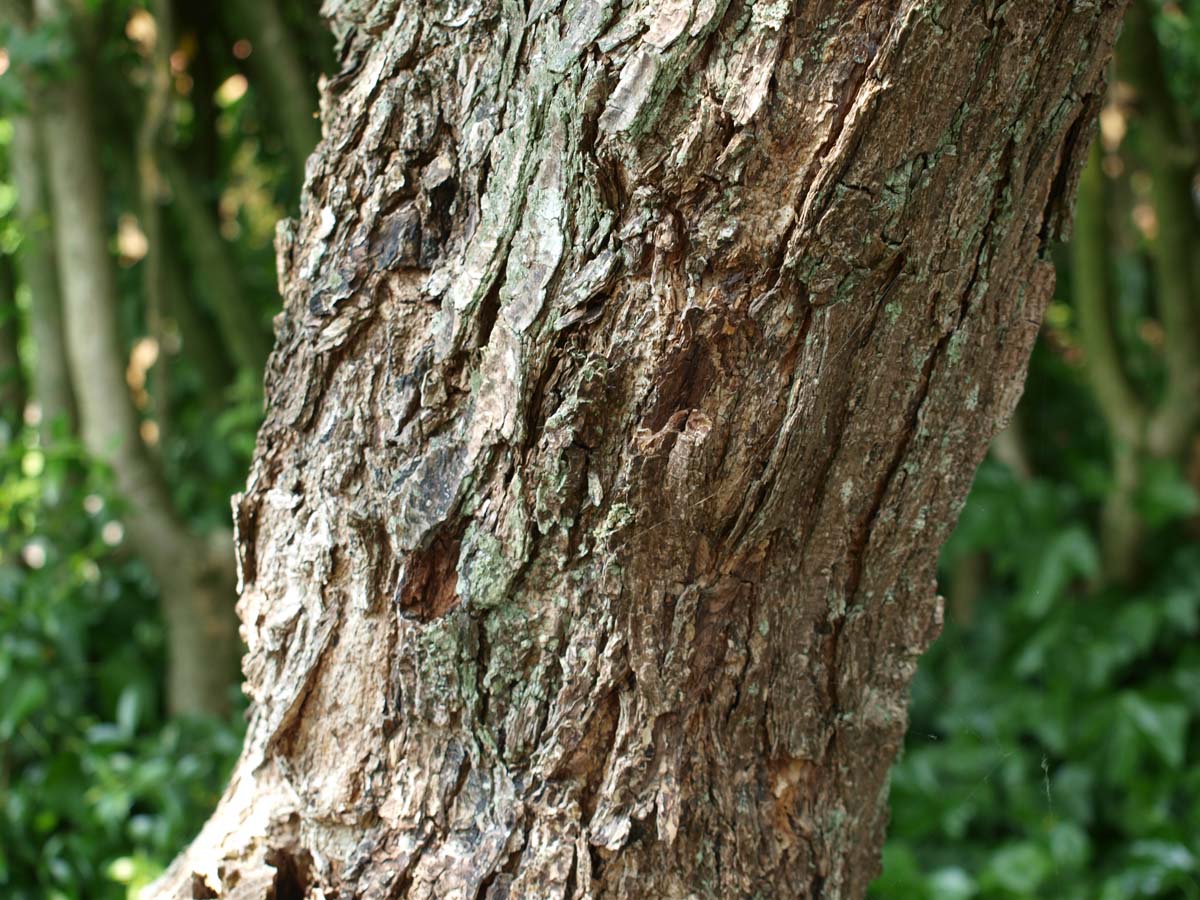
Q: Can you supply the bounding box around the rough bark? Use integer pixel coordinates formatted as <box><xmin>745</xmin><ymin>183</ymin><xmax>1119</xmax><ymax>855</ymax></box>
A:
<box><xmin>156</xmin><ymin>1</ymin><xmax>1125</xmax><ymax>897</ymax></box>
<box><xmin>33</xmin><ymin>0</ymin><xmax>240</xmax><ymax>717</ymax></box>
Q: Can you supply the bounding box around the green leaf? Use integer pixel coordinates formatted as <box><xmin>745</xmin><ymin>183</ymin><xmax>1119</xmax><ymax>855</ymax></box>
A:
<box><xmin>871</xmin><ymin>844</ymin><xmax>931</xmax><ymax>899</ymax></box>
<box><xmin>928</xmin><ymin>867</ymin><xmax>975</xmax><ymax>900</ymax></box>
<box><xmin>115</xmin><ymin>688</ymin><xmax>140</xmax><ymax>739</ymax></box>
<box><xmin>1016</xmin><ymin>526</ymin><xmax>1098</xmax><ymax>618</ymax></box>
<box><xmin>1047</xmin><ymin>821</ymin><xmax>1090</xmax><ymax>869</ymax></box>
<box><xmin>1121</xmin><ymin>693</ymin><xmax>1188</xmax><ymax>769</ymax></box>
<box><xmin>1136</xmin><ymin>458</ymin><xmax>1200</xmax><ymax>527</ymax></box>
<box><xmin>979</xmin><ymin>842</ymin><xmax>1052</xmax><ymax>895</ymax></box>
<box><xmin>0</xmin><ymin>677</ymin><xmax>47</xmax><ymax>740</ymax></box>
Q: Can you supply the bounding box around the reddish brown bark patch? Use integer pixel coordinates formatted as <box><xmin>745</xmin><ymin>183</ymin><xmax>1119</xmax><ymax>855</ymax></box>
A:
<box><xmin>397</xmin><ymin>531</ymin><xmax>462</xmax><ymax>621</ymax></box>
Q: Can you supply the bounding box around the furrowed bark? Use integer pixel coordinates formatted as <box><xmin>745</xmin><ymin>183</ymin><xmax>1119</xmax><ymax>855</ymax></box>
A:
<box><xmin>156</xmin><ymin>1</ymin><xmax>1126</xmax><ymax>897</ymax></box>
<box><xmin>33</xmin><ymin>0</ymin><xmax>240</xmax><ymax>717</ymax></box>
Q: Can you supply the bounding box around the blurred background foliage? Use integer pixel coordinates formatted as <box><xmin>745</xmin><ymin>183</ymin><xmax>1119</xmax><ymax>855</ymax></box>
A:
<box><xmin>0</xmin><ymin>1</ymin><xmax>1195</xmax><ymax>899</ymax></box>
<box><xmin>0</xmin><ymin>0</ymin><xmax>328</xmax><ymax>896</ymax></box>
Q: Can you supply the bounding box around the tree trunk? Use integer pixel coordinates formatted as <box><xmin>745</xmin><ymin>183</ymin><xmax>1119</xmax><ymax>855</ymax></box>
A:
<box><xmin>1120</xmin><ymin>0</ymin><xmax>1200</xmax><ymax>462</ymax></box>
<box><xmin>10</xmin><ymin>116</ymin><xmax>76</xmax><ymax>442</ymax></box>
<box><xmin>1073</xmin><ymin>143</ymin><xmax>1146</xmax><ymax>583</ymax></box>
<box><xmin>0</xmin><ymin>255</ymin><xmax>24</xmax><ymax>442</ymax></box>
<box><xmin>33</xmin><ymin>0</ymin><xmax>240</xmax><ymax>717</ymax></box>
<box><xmin>5</xmin><ymin>89</ymin><xmax>77</xmax><ymax>442</ymax></box>
<box><xmin>1072</xmin><ymin>3</ymin><xmax>1200</xmax><ymax>585</ymax></box>
<box><xmin>138</xmin><ymin>0</ymin><xmax>176</xmax><ymax>438</ymax></box>
<box><xmin>161</xmin><ymin>235</ymin><xmax>238</xmax><ymax>396</ymax></box>
<box><xmin>163</xmin><ymin>152</ymin><xmax>274</xmax><ymax>375</ymax></box>
<box><xmin>156</xmin><ymin>1</ymin><xmax>1125</xmax><ymax>897</ymax></box>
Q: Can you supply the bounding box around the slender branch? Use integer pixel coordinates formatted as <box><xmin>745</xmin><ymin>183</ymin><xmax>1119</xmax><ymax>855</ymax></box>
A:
<box><xmin>1073</xmin><ymin>139</ymin><xmax>1148</xmax><ymax>585</ymax></box>
<box><xmin>1122</xmin><ymin>0</ymin><xmax>1200</xmax><ymax>459</ymax></box>
<box><xmin>162</xmin><ymin>152</ymin><xmax>272</xmax><ymax>374</ymax></box>
<box><xmin>1072</xmin><ymin>140</ymin><xmax>1148</xmax><ymax>449</ymax></box>
<box><xmin>137</xmin><ymin>0</ymin><xmax>176</xmax><ymax>439</ymax></box>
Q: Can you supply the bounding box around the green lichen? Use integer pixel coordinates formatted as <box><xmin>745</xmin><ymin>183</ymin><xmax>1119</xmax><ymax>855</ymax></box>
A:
<box><xmin>595</xmin><ymin>502</ymin><xmax>635</xmax><ymax>550</ymax></box>
<box><xmin>458</xmin><ymin>526</ymin><xmax>519</xmax><ymax>612</ymax></box>
<box><xmin>947</xmin><ymin>329</ymin><xmax>967</xmax><ymax>365</ymax></box>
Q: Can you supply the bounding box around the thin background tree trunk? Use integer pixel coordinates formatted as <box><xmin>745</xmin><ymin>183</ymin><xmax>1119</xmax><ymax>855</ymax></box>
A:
<box><xmin>32</xmin><ymin>0</ymin><xmax>240</xmax><ymax>717</ymax></box>
<box><xmin>233</xmin><ymin>0</ymin><xmax>321</xmax><ymax>178</ymax></box>
<box><xmin>1121</xmin><ymin>0</ymin><xmax>1200</xmax><ymax>461</ymax></box>
<box><xmin>138</xmin><ymin>0</ymin><xmax>176</xmax><ymax>439</ymax></box>
<box><xmin>1072</xmin><ymin>1</ymin><xmax>1200</xmax><ymax>585</ymax></box>
<box><xmin>162</xmin><ymin>152</ymin><xmax>273</xmax><ymax>375</ymax></box>
<box><xmin>157</xmin><ymin>1</ymin><xmax>1126</xmax><ymax>897</ymax></box>
<box><xmin>0</xmin><ymin>256</ymin><xmax>24</xmax><ymax>439</ymax></box>
<box><xmin>4</xmin><ymin>82</ymin><xmax>76</xmax><ymax>440</ymax></box>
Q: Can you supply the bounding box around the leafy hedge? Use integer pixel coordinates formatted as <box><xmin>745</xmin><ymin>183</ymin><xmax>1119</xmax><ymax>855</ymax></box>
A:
<box><xmin>0</xmin><ymin>436</ymin><xmax>243</xmax><ymax>899</ymax></box>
